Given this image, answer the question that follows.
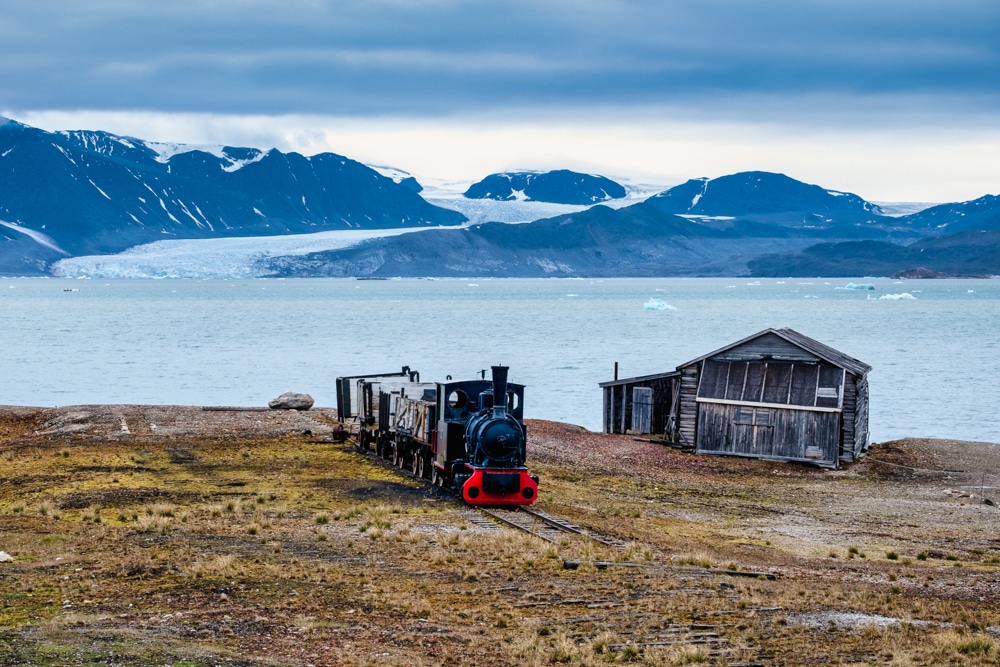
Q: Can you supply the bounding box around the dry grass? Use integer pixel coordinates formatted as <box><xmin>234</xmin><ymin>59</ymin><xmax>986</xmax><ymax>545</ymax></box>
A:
<box><xmin>1</xmin><ymin>407</ymin><xmax>999</xmax><ymax>666</ymax></box>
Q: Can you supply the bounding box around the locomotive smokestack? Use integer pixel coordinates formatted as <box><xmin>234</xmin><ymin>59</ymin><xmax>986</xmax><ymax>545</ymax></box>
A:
<box><xmin>491</xmin><ymin>365</ymin><xmax>509</xmax><ymax>417</ymax></box>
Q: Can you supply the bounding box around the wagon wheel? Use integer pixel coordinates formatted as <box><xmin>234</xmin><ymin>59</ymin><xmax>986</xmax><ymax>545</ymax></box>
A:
<box><xmin>416</xmin><ymin>453</ymin><xmax>426</xmax><ymax>479</ymax></box>
<box><xmin>430</xmin><ymin>465</ymin><xmax>439</xmax><ymax>485</ymax></box>
<box><xmin>392</xmin><ymin>443</ymin><xmax>404</xmax><ymax>468</ymax></box>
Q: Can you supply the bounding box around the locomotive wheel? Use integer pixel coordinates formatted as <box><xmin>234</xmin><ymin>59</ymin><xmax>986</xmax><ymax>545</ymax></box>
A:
<box><xmin>430</xmin><ymin>465</ymin><xmax>439</xmax><ymax>485</ymax></box>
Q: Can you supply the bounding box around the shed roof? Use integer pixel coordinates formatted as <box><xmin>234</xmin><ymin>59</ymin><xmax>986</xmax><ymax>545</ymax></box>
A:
<box><xmin>599</xmin><ymin>369</ymin><xmax>681</xmax><ymax>389</ymax></box>
<box><xmin>678</xmin><ymin>328</ymin><xmax>872</xmax><ymax>377</ymax></box>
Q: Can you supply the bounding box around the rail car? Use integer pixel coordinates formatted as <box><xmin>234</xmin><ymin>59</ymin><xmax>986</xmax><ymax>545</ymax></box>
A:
<box><xmin>336</xmin><ymin>365</ymin><xmax>538</xmax><ymax>506</ymax></box>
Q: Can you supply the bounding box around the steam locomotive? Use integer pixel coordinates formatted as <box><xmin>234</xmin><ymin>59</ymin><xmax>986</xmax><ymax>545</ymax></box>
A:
<box><xmin>335</xmin><ymin>365</ymin><xmax>538</xmax><ymax>506</ymax></box>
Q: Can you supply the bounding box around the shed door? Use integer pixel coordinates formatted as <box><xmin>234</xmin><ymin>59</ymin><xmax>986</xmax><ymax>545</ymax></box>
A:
<box><xmin>631</xmin><ymin>387</ymin><xmax>653</xmax><ymax>434</ymax></box>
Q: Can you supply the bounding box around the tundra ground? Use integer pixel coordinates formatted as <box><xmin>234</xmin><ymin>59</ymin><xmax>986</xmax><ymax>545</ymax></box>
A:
<box><xmin>1</xmin><ymin>405</ymin><xmax>999</xmax><ymax>666</ymax></box>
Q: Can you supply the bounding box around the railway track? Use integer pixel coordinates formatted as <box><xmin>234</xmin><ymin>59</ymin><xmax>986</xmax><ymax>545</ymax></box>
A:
<box><xmin>478</xmin><ymin>506</ymin><xmax>629</xmax><ymax>550</ymax></box>
<box><xmin>347</xmin><ymin>433</ymin><xmax>629</xmax><ymax>550</ymax></box>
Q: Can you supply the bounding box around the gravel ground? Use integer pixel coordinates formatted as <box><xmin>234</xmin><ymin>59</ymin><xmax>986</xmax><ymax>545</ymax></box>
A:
<box><xmin>3</xmin><ymin>405</ymin><xmax>1000</xmax><ymax>666</ymax></box>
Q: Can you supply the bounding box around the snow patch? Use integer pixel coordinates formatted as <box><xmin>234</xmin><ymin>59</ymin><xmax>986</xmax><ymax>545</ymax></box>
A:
<box><xmin>0</xmin><ymin>220</ymin><xmax>70</xmax><ymax>255</ymax></box>
<box><xmin>689</xmin><ymin>178</ymin><xmax>709</xmax><ymax>209</ymax></box>
<box><xmin>366</xmin><ymin>164</ymin><xmax>412</xmax><ymax>184</ymax></box>
<box><xmin>88</xmin><ymin>179</ymin><xmax>112</xmax><ymax>200</ymax></box>
<box><xmin>53</xmin><ymin>143</ymin><xmax>77</xmax><ymax>165</ymax></box>
<box><xmin>872</xmin><ymin>201</ymin><xmax>939</xmax><ymax>217</ymax></box>
<box><xmin>678</xmin><ymin>214</ymin><xmax>735</xmax><ymax>221</ymax></box>
<box><xmin>142</xmin><ymin>140</ymin><xmax>266</xmax><ymax>172</ymax></box>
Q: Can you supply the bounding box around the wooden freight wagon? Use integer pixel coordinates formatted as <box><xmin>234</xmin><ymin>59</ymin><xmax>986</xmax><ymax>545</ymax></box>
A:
<box><xmin>677</xmin><ymin>328</ymin><xmax>871</xmax><ymax>468</ymax></box>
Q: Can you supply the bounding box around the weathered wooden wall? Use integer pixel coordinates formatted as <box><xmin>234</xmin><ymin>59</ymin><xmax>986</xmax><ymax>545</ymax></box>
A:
<box><xmin>677</xmin><ymin>366</ymin><xmax>700</xmax><ymax>448</ymax></box>
<box><xmin>672</xmin><ymin>330</ymin><xmax>871</xmax><ymax>468</ymax></box>
<box><xmin>711</xmin><ymin>332</ymin><xmax>823</xmax><ymax>363</ymax></box>
<box><xmin>695</xmin><ymin>401</ymin><xmax>840</xmax><ymax>467</ymax></box>
<box><xmin>602</xmin><ymin>373</ymin><xmax>678</xmax><ymax>435</ymax></box>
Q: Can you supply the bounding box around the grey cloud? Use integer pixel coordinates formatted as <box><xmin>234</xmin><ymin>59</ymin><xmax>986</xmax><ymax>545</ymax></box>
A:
<box><xmin>1</xmin><ymin>0</ymin><xmax>997</xmax><ymax>117</ymax></box>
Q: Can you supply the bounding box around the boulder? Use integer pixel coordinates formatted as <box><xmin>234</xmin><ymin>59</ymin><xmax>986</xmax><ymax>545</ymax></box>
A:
<box><xmin>268</xmin><ymin>392</ymin><xmax>314</xmax><ymax>411</ymax></box>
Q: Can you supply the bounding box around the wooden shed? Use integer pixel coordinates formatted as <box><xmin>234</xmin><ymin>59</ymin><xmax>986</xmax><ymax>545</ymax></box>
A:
<box><xmin>676</xmin><ymin>328</ymin><xmax>871</xmax><ymax>468</ymax></box>
<box><xmin>601</xmin><ymin>328</ymin><xmax>871</xmax><ymax>468</ymax></box>
<box><xmin>600</xmin><ymin>370</ymin><xmax>680</xmax><ymax>436</ymax></box>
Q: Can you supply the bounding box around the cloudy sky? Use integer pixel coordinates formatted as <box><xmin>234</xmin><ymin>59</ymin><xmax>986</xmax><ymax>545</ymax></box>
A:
<box><xmin>3</xmin><ymin>0</ymin><xmax>998</xmax><ymax>202</ymax></box>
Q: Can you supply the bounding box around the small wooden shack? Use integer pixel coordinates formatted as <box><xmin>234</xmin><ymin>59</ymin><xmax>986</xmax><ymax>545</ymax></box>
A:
<box><xmin>599</xmin><ymin>370</ymin><xmax>680</xmax><ymax>436</ymax></box>
<box><xmin>601</xmin><ymin>328</ymin><xmax>871</xmax><ymax>468</ymax></box>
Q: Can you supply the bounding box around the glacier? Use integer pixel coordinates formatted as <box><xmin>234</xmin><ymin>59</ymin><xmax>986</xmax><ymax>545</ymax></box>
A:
<box><xmin>48</xmin><ymin>178</ymin><xmax>666</xmax><ymax>279</ymax></box>
<box><xmin>50</xmin><ymin>227</ymin><xmax>432</xmax><ymax>279</ymax></box>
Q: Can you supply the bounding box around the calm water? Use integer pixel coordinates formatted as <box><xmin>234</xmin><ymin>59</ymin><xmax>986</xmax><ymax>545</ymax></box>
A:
<box><xmin>1</xmin><ymin>277</ymin><xmax>997</xmax><ymax>444</ymax></box>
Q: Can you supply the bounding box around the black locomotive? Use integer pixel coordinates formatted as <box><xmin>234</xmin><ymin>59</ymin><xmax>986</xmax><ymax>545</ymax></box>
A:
<box><xmin>335</xmin><ymin>365</ymin><xmax>538</xmax><ymax>506</ymax></box>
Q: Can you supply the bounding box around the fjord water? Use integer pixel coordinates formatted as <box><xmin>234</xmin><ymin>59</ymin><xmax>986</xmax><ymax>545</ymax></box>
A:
<box><xmin>2</xmin><ymin>278</ymin><xmax>997</xmax><ymax>445</ymax></box>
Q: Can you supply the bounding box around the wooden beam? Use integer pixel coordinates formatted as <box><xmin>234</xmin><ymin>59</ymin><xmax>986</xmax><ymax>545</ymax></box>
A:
<box><xmin>695</xmin><ymin>397</ymin><xmax>842</xmax><ymax>414</ymax></box>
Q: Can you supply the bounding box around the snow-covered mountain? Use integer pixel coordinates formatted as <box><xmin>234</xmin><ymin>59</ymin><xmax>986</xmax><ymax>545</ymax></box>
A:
<box><xmin>645</xmin><ymin>171</ymin><xmax>884</xmax><ymax>226</ymax></box>
<box><xmin>2</xmin><ymin>116</ymin><xmax>996</xmax><ymax>279</ymax></box>
<box><xmin>463</xmin><ymin>170</ymin><xmax>627</xmax><ymax>205</ymax></box>
<box><xmin>0</xmin><ymin>117</ymin><xmax>464</xmax><ymax>275</ymax></box>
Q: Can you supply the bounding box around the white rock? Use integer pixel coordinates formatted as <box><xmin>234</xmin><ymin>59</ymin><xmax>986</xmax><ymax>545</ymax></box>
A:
<box><xmin>268</xmin><ymin>392</ymin><xmax>314</xmax><ymax>410</ymax></box>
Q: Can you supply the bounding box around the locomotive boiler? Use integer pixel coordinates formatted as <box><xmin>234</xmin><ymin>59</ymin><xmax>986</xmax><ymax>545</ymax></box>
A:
<box><xmin>336</xmin><ymin>365</ymin><xmax>538</xmax><ymax>506</ymax></box>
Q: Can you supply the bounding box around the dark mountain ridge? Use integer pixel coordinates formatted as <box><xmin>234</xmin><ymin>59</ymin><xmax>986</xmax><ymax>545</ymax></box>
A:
<box><xmin>2</xmin><ymin>116</ymin><xmax>998</xmax><ymax>278</ymax></box>
<box><xmin>464</xmin><ymin>170</ymin><xmax>626</xmax><ymax>205</ymax></box>
<box><xmin>747</xmin><ymin>229</ymin><xmax>1000</xmax><ymax>278</ymax></box>
<box><xmin>262</xmin><ymin>201</ymin><xmax>869</xmax><ymax>278</ymax></box>
<box><xmin>0</xmin><ymin>118</ymin><xmax>464</xmax><ymax>275</ymax></box>
<box><xmin>646</xmin><ymin>171</ymin><xmax>882</xmax><ymax>220</ymax></box>
<box><xmin>263</xmin><ymin>173</ymin><xmax>1000</xmax><ymax>278</ymax></box>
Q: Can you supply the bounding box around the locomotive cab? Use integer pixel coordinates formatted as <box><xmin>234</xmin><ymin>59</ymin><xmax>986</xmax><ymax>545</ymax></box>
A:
<box><xmin>434</xmin><ymin>366</ymin><xmax>537</xmax><ymax>506</ymax></box>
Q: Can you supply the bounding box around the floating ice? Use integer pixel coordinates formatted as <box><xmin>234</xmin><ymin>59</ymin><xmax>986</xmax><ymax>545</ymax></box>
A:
<box><xmin>837</xmin><ymin>282</ymin><xmax>876</xmax><ymax>291</ymax></box>
<box><xmin>879</xmin><ymin>293</ymin><xmax>917</xmax><ymax>300</ymax></box>
<box><xmin>644</xmin><ymin>298</ymin><xmax>676</xmax><ymax>311</ymax></box>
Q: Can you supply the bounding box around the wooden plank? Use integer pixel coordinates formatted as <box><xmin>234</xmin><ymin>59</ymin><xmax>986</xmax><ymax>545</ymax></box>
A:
<box><xmin>744</xmin><ymin>362</ymin><xmax>766</xmax><ymax>403</ymax></box>
<box><xmin>631</xmin><ymin>387</ymin><xmax>653</xmax><ymax>434</ymax></box>
<box><xmin>789</xmin><ymin>364</ymin><xmax>819</xmax><ymax>406</ymax></box>
<box><xmin>761</xmin><ymin>363</ymin><xmax>791</xmax><ymax>404</ymax></box>
<box><xmin>699</xmin><ymin>360</ymin><xmax>730</xmax><ymax>400</ymax></box>
<box><xmin>696</xmin><ymin>397</ymin><xmax>841</xmax><ymax>413</ymax></box>
<box><xmin>712</xmin><ymin>331</ymin><xmax>821</xmax><ymax>363</ymax></box>
<box><xmin>726</xmin><ymin>361</ymin><xmax>749</xmax><ymax>401</ymax></box>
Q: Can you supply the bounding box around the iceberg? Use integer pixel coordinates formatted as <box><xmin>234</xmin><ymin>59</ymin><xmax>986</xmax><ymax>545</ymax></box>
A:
<box><xmin>836</xmin><ymin>282</ymin><xmax>876</xmax><ymax>291</ymax></box>
<box><xmin>644</xmin><ymin>298</ymin><xmax>676</xmax><ymax>311</ymax></box>
<box><xmin>878</xmin><ymin>293</ymin><xmax>917</xmax><ymax>300</ymax></box>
